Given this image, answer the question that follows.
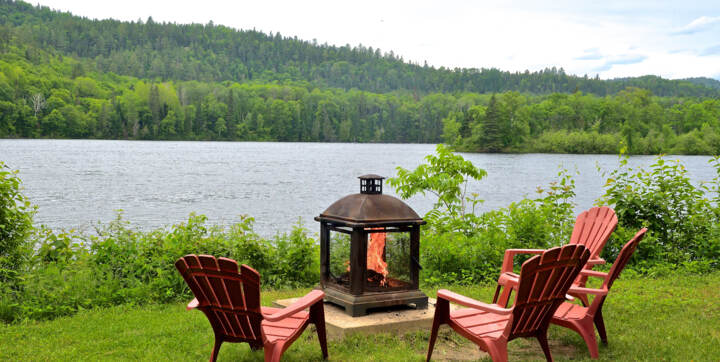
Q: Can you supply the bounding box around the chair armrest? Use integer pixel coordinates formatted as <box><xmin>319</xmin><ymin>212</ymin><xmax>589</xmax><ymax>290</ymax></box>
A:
<box><xmin>264</xmin><ymin>290</ymin><xmax>325</xmax><ymax>322</ymax></box>
<box><xmin>568</xmin><ymin>286</ymin><xmax>608</xmax><ymax>296</ymax></box>
<box><xmin>497</xmin><ymin>272</ymin><xmax>519</xmax><ymax>289</ymax></box>
<box><xmin>501</xmin><ymin>249</ymin><xmax>545</xmax><ymax>273</ymax></box>
<box><xmin>187</xmin><ymin>298</ymin><xmax>199</xmax><ymax>310</ymax></box>
<box><xmin>586</xmin><ymin>258</ymin><xmax>606</xmax><ymax>266</ymax></box>
<box><xmin>438</xmin><ymin>289</ymin><xmax>513</xmax><ymax>315</ymax></box>
<box><xmin>580</xmin><ymin>269</ymin><xmax>609</xmax><ymax>279</ymax></box>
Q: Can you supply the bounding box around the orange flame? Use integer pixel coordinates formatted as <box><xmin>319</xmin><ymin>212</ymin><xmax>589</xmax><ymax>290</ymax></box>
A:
<box><xmin>345</xmin><ymin>229</ymin><xmax>389</xmax><ymax>287</ymax></box>
<box><xmin>366</xmin><ymin>230</ymin><xmax>389</xmax><ymax>286</ymax></box>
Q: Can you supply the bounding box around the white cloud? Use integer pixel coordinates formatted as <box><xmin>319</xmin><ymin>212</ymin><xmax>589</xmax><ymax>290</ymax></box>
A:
<box><xmin>576</xmin><ymin>49</ymin><xmax>604</xmax><ymax>60</ymax></box>
<box><xmin>701</xmin><ymin>44</ymin><xmax>720</xmax><ymax>56</ymax></box>
<box><xmin>593</xmin><ymin>55</ymin><xmax>648</xmax><ymax>72</ymax></box>
<box><xmin>671</xmin><ymin>15</ymin><xmax>720</xmax><ymax>35</ymax></box>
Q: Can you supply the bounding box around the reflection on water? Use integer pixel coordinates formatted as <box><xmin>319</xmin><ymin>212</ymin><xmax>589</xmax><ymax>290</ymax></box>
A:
<box><xmin>0</xmin><ymin>139</ymin><xmax>715</xmax><ymax>237</ymax></box>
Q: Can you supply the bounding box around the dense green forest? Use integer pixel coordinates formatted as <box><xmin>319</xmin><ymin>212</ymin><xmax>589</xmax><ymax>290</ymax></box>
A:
<box><xmin>2</xmin><ymin>0</ymin><xmax>719</xmax><ymax>97</ymax></box>
<box><xmin>1</xmin><ymin>0</ymin><xmax>720</xmax><ymax>154</ymax></box>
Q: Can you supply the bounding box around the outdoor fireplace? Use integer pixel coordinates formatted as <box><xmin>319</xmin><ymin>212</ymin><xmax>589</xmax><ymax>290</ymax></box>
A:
<box><xmin>315</xmin><ymin>174</ymin><xmax>428</xmax><ymax>316</ymax></box>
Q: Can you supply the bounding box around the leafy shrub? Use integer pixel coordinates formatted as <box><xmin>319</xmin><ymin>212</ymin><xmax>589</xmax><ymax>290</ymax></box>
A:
<box><xmin>5</xmin><ymin>147</ymin><xmax>720</xmax><ymax>323</ymax></box>
<box><xmin>599</xmin><ymin>155</ymin><xmax>720</xmax><ymax>267</ymax></box>
<box><xmin>528</xmin><ymin>130</ymin><xmax>621</xmax><ymax>154</ymax></box>
<box><xmin>1</xmin><ymin>212</ymin><xmax>319</xmax><ymax>322</ymax></box>
<box><xmin>267</xmin><ymin>221</ymin><xmax>320</xmax><ymax>288</ymax></box>
<box><xmin>388</xmin><ymin>144</ymin><xmax>487</xmax><ymax>218</ymax></box>
<box><xmin>0</xmin><ymin>162</ymin><xmax>35</xmax><ymax>286</ymax></box>
<box><xmin>389</xmin><ymin>146</ymin><xmax>576</xmax><ymax>285</ymax></box>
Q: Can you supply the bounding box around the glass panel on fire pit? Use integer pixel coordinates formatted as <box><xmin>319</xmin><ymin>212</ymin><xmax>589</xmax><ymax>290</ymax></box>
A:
<box><xmin>328</xmin><ymin>231</ymin><xmax>351</xmax><ymax>289</ymax></box>
<box><xmin>366</xmin><ymin>230</ymin><xmax>411</xmax><ymax>291</ymax></box>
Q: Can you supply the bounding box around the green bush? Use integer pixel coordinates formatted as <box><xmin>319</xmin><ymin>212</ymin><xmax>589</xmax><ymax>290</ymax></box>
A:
<box><xmin>528</xmin><ymin>130</ymin><xmax>621</xmax><ymax>154</ymax></box>
<box><xmin>599</xmin><ymin>155</ymin><xmax>720</xmax><ymax>268</ymax></box>
<box><xmin>1</xmin><ymin>212</ymin><xmax>319</xmax><ymax>323</ymax></box>
<box><xmin>0</xmin><ymin>162</ymin><xmax>35</xmax><ymax>286</ymax></box>
<box><xmin>5</xmin><ymin>146</ymin><xmax>720</xmax><ymax>323</ymax></box>
<box><xmin>390</xmin><ymin>146</ymin><xmax>576</xmax><ymax>285</ymax></box>
<box><xmin>395</xmin><ymin>147</ymin><xmax>720</xmax><ymax>286</ymax></box>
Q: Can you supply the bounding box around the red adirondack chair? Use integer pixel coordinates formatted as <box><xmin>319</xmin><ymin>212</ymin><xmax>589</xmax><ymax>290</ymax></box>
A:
<box><xmin>551</xmin><ymin>228</ymin><xmax>647</xmax><ymax>359</ymax></box>
<box><xmin>175</xmin><ymin>254</ymin><xmax>328</xmax><ymax>362</ymax></box>
<box><xmin>493</xmin><ymin>206</ymin><xmax>617</xmax><ymax>307</ymax></box>
<box><xmin>427</xmin><ymin>244</ymin><xmax>590</xmax><ymax>362</ymax></box>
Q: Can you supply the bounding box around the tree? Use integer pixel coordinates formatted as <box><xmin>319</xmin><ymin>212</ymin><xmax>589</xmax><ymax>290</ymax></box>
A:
<box><xmin>41</xmin><ymin>109</ymin><xmax>66</xmax><ymax>137</ymax></box>
<box><xmin>481</xmin><ymin>94</ymin><xmax>502</xmax><ymax>152</ymax></box>
<box><xmin>441</xmin><ymin>113</ymin><xmax>461</xmax><ymax>146</ymax></box>
<box><xmin>387</xmin><ymin>144</ymin><xmax>487</xmax><ymax>218</ymax></box>
<box><xmin>214</xmin><ymin>117</ymin><xmax>227</xmax><ymax>138</ymax></box>
<box><xmin>29</xmin><ymin>93</ymin><xmax>45</xmax><ymax>117</ymax></box>
<box><xmin>159</xmin><ymin>110</ymin><xmax>177</xmax><ymax>138</ymax></box>
<box><xmin>148</xmin><ymin>84</ymin><xmax>162</xmax><ymax>123</ymax></box>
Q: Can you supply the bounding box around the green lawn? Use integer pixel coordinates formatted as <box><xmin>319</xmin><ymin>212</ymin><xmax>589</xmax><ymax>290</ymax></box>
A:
<box><xmin>2</xmin><ymin>274</ymin><xmax>719</xmax><ymax>361</ymax></box>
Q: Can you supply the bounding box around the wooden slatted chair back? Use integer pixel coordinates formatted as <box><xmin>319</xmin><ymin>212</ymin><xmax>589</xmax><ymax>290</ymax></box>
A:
<box><xmin>605</xmin><ymin>228</ymin><xmax>646</xmax><ymax>289</ymax></box>
<box><xmin>569</xmin><ymin>206</ymin><xmax>618</xmax><ymax>259</ymax></box>
<box><xmin>584</xmin><ymin>228</ymin><xmax>647</xmax><ymax>317</ymax></box>
<box><xmin>509</xmin><ymin>244</ymin><xmax>590</xmax><ymax>338</ymax></box>
<box><xmin>175</xmin><ymin>254</ymin><xmax>263</xmax><ymax>343</ymax></box>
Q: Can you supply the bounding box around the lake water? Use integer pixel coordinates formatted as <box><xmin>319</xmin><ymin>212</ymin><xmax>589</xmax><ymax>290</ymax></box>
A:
<box><xmin>0</xmin><ymin>139</ymin><xmax>716</xmax><ymax>237</ymax></box>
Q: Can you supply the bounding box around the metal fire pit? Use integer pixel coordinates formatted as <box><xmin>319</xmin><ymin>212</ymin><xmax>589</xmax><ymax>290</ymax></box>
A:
<box><xmin>315</xmin><ymin>175</ymin><xmax>428</xmax><ymax>317</ymax></box>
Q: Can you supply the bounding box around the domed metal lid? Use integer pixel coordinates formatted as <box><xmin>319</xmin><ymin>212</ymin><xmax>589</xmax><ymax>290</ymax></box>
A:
<box><xmin>315</xmin><ymin>175</ymin><xmax>425</xmax><ymax>227</ymax></box>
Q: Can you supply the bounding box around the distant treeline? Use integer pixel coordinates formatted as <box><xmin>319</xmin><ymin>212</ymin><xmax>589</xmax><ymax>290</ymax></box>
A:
<box><xmin>1</xmin><ymin>0</ymin><xmax>720</xmax><ymax>154</ymax></box>
<box><xmin>445</xmin><ymin>89</ymin><xmax>720</xmax><ymax>154</ymax></box>
<box><xmin>1</xmin><ymin>0</ymin><xmax>719</xmax><ymax>97</ymax></box>
<box><xmin>2</xmin><ymin>42</ymin><xmax>720</xmax><ymax>154</ymax></box>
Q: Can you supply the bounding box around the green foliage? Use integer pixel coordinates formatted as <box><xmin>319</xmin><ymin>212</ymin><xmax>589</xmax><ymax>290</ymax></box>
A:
<box><xmin>0</xmin><ymin>2</ymin><xmax>718</xmax><ymax>153</ymax></box>
<box><xmin>0</xmin><ymin>212</ymin><xmax>319</xmax><ymax>323</ymax></box>
<box><xmin>388</xmin><ymin>144</ymin><xmax>487</xmax><ymax>218</ymax></box>
<box><xmin>0</xmin><ymin>162</ymin><xmax>34</xmax><ymax>287</ymax></box>
<box><xmin>389</xmin><ymin>147</ymin><xmax>575</xmax><ymax>285</ymax></box>
<box><xmin>393</xmin><ymin>146</ymin><xmax>720</xmax><ymax>286</ymax></box>
<box><xmin>527</xmin><ymin>130</ymin><xmax>622</xmax><ymax>154</ymax></box>
<box><xmin>5</xmin><ymin>147</ymin><xmax>720</xmax><ymax>323</ymax></box>
<box><xmin>480</xmin><ymin>94</ymin><xmax>503</xmax><ymax>152</ymax></box>
<box><xmin>3</xmin><ymin>1</ymin><xmax>719</xmax><ymax>98</ymax></box>
<box><xmin>599</xmin><ymin>154</ymin><xmax>720</xmax><ymax>268</ymax></box>
<box><xmin>266</xmin><ymin>220</ymin><xmax>320</xmax><ymax>288</ymax></box>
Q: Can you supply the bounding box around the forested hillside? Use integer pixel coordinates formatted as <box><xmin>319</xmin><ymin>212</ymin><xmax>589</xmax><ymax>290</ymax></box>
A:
<box><xmin>1</xmin><ymin>0</ymin><xmax>718</xmax><ymax>97</ymax></box>
<box><xmin>1</xmin><ymin>0</ymin><xmax>720</xmax><ymax>154</ymax></box>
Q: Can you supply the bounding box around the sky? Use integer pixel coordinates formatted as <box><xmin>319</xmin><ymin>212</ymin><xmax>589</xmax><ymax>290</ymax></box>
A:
<box><xmin>32</xmin><ymin>0</ymin><xmax>720</xmax><ymax>80</ymax></box>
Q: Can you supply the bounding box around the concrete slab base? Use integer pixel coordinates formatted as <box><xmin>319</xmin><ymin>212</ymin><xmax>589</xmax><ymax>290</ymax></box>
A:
<box><xmin>273</xmin><ymin>297</ymin><xmax>459</xmax><ymax>339</ymax></box>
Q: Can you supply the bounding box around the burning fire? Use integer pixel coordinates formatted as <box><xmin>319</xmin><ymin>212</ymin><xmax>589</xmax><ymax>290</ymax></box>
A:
<box><xmin>345</xmin><ymin>229</ymin><xmax>390</xmax><ymax>286</ymax></box>
<box><xmin>367</xmin><ymin>230</ymin><xmax>389</xmax><ymax>286</ymax></box>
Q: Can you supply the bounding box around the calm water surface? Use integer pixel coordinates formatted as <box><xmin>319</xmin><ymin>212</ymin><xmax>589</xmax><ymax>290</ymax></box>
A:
<box><xmin>0</xmin><ymin>140</ymin><xmax>715</xmax><ymax>237</ymax></box>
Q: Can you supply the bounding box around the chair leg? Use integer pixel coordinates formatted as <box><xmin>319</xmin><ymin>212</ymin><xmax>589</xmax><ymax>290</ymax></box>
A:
<box><xmin>486</xmin><ymin>340</ymin><xmax>509</xmax><ymax>362</ymax></box>
<box><xmin>209</xmin><ymin>337</ymin><xmax>223</xmax><ymax>362</ymax></box>
<box><xmin>264</xmin><ymin>342</ymin><xmax>284</xmax><ymax>362</ymax></box>
<box><xmin>427</xmin><ymin>298</ymin><xmax>449</xmax><ymax>361</ymax></box>
<box><xmin>310</xmin><ymin>302</ymin><xmax>329</xmax><ymax>359</ymax></box>
<box><xmin>594</xmin><ymin>309</ymin><xmax>608</xmax><ymax>345</ymax></box>
<box><xmin>577</xmin><ymin>320</ymin><xmax>599</xmax><ymax>359</ymax></box>
<box><xmin>536</xmin><ymin>330</ymin><xmax>553</xmax><ymax>362</ymax></box>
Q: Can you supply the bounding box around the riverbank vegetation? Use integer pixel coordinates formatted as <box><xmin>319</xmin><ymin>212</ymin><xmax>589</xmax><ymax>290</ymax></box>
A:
<box><xmin>2</xmin><ymin>1</ymin><xmax>720</xmax><ymax>154</ymax></box>
<box><xmin>2</xmin><ymin>146</ymin><xmax>720</xmax><ymax>324</ymax></box>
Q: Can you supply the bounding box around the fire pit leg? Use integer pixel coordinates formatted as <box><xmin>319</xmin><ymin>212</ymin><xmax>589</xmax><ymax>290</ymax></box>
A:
<box><xmin>415</xmin><ymin>299</ymin><xmax>428</xmax><ymax>310</ymax></box>
<box><xmin>348</xmin><ymin>305</ymin><xmax>368</xmax><ymax>317</ymax></box>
